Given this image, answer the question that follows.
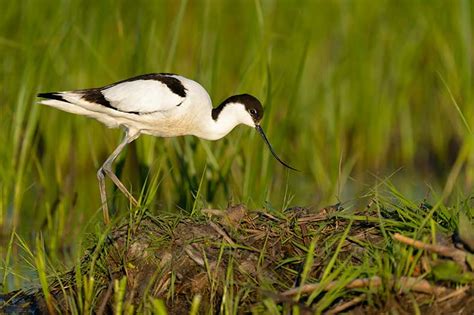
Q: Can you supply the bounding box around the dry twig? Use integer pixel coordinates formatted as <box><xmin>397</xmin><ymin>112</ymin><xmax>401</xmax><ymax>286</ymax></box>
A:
<box><xmin>281</xmin><ymin>276</ymin><xmax>447</xmax><ymax>297</ymax></box>
<box><xmin>438</xmin><ymin>286</ymin><xmax>470</xmax><ymax>303</ymax></box>
<box><xmin>393</xmin><ymin>233</ymin><xmax>467</xmax><ymax>268</ymax></box>
<box><xmin>325</xmin><ymin>294</ymin><xmax>366</xmax><ymax>315</ymax></box>
<box><xmin>184</xmin><ymin>245</ymin><xmax>205</xmax><ymax>267</ymax></box>
<box><xmin>208</xmin><ymin>221</ymin><xmax>236</xmax><ymax>246</ymax></box>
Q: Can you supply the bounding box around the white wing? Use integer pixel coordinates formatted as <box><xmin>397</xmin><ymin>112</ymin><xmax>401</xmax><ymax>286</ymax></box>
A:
<box><xmin>38</xmin><ymin>74</ymin><xmax>190</xmax><ymax>118</ymax></box>
<box><xmin>101</xmin><ymin>78</ymin><xmax>185</xmax><ymax>113</ymax></box>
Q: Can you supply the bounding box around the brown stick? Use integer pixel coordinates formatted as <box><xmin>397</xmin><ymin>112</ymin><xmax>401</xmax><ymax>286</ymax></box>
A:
<box><xmin>323</xmin><ymin>283</ymin><xmax>467</xmax><ymax>314</ymax></box>
<box><xmin>96</xmin><ymin>281</ymin><xmax>114</xmax><ymax>315</ymax></box>
<box><xmin>184</xmin><ymin>245</ymin><xmax>205</xmax><ymax>267</ymax></box>
<box><xmin>281</xmin><ymin>276</ymin><xmax>447</xmax><ymax>297</ymax></box>
<box><xmin>209</xmin><ymin>221</ymin><xmax>236</xmax><ymax>246</ymax></box>
<box><xmin>392</xmin><ymin>233</ymin><xmax>467</xmax><ymax>267</ymax></box>
<box><xmin>396</xmin><ymin>277</ymin><xmax>447</xmax><ymax>295</ymax></box>
<box><xmin>281</xmin><ymin>276</ymin><xmax>380</xmax><ymax>297</ymax></box>
<box><xmin>438</xmin><ymin>286</ymin><xmax>470</xmax><ymax>302</ymax></box>
<box><xmin>325</xmin><ymin>294</ymin><xmax>366</xmax><ymax>315</ymax></box>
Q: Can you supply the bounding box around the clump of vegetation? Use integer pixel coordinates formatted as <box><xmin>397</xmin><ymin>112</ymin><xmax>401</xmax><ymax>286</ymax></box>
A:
<box><xmin>2</xmin><ymin>189</ymin><xmax>473</xmax><ymax>313</ymax></box>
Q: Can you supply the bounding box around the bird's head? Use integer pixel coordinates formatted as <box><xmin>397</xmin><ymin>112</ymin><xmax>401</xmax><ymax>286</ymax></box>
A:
<box><xmin>213</xmin><ymin>94</ymin><xmax>297</xmax><ymax>171</ymax></box>
<box><xmin>213</xmin><ymin>94</ymin><xmax>263</xmax><ymax>127</ymax></box>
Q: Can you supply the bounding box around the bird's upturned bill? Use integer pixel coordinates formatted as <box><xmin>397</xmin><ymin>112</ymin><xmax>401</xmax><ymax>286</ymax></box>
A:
<box><xmin>255</xmin><ymin>125</ymin><xmax>298</xmax><ymax>171</ymax></box>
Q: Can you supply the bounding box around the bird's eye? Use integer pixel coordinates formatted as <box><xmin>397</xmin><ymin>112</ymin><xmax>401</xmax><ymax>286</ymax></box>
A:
<box><xmin>249</xmin><ymin>109</ymin><xmax>257</xmax><ymax>116</ymax></box>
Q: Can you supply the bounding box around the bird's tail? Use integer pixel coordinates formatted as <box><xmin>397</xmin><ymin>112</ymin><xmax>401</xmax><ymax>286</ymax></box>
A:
<box><xmin>37</xmin><ymin>91</ymin><xmax>95</xmax><ymax>117</ymax></box>
<box><xmin>37</xmin><ymin>92</ymin><xmax>68</xmax><ymax>102</ymax></box>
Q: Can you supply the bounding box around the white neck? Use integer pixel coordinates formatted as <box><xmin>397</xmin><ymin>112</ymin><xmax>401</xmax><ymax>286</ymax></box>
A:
<box><xmin>196</xmin><ymin>103</ymin><xmax>254</xmax><ymax>140</ymax></box>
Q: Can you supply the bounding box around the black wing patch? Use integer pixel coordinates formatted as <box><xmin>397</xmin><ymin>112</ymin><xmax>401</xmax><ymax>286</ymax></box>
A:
<box><xmin>81</xmin><ymin>88</ymin><xmax>113</xmax><ymax>109</ymax></box>
<box><xmin>106</xmin><ymin>73</ymin><xmax>187</xmax><ymax>98</ymax></box>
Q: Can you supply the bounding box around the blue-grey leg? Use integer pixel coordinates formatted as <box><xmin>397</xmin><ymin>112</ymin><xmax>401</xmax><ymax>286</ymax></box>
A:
<box><xmin>97</xmin><ymin>128</ymin><xmax>140</xmax><ymax>224</ymax></box>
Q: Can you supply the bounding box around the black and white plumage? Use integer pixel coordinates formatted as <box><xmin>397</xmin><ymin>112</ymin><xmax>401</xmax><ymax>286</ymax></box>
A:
<box><xmin>38</xmin><ymin>73</ymin><xmax>296</xmax><ymax>224</ymax></box>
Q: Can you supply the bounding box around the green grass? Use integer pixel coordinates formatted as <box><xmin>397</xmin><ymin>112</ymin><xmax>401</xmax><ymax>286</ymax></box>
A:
<box><xmin>0</xmin><ymin>0</ymin><xmax>473</xmax><ymax>311</ymax></box>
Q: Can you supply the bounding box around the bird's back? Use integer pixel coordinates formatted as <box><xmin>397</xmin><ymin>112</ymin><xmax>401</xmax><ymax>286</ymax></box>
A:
<box><xmin>38</xmin><ymin>73</ymin><xmax>213</xmax><ymax>135</ymax></box>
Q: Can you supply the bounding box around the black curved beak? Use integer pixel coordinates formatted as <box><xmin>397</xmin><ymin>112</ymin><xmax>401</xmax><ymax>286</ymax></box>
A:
<box><xmin>255</xmin><ymin>125</ymin><xmax>299</xmax><ymax>171</ymax></box>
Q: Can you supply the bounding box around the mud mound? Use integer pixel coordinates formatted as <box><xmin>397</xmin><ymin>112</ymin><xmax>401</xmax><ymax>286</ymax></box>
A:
<box><xmin>1</xmin><ymin>204</ymin><xmax>473</xmax><ymax>314</ymax></box>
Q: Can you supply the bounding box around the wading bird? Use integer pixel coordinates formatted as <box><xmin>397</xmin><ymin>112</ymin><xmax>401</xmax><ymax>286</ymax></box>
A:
<box><xmin>38</xmin><ymin>73</ymin><xmax>296</xmax><ymax>224</ymax></box>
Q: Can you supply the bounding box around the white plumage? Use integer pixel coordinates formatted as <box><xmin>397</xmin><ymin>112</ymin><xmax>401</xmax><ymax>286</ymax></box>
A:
<box><xmin>38</xmin><ymin>73</ymin><xmax>295</xmax><ymax>224</ymax></box>
<box><xmin>101</xmin><ymin>79</ymin><xmax>185</xmax><ymax>113</ymax></box>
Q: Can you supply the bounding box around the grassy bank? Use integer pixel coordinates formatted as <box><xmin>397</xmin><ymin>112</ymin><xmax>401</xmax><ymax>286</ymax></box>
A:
<box><xmin>1</xmin><ymin>188</ymin><xmax>473</xmax><ymax>313</ymax></box>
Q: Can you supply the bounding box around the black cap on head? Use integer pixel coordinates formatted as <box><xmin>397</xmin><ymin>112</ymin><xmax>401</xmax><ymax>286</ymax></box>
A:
<box><xmin>238</xmin><ymin>94</ymin><xmax>264</xmax><ymax>122</ymax></box>
<box><xmin>212</xmin><ymin>93</ymin><xmax>298</xmax><ymax>171</ymax></box>
<box><xmin>212</xmin><ymin>94</ymin><xmax>264</xmax><ymax>122</ymax></box>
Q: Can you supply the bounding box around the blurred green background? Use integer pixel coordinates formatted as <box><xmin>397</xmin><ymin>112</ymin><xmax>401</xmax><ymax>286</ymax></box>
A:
<box><xmin>0</xmin><ymin>0</ymin><xmax>473</xmax><ymax>284</ymax></box>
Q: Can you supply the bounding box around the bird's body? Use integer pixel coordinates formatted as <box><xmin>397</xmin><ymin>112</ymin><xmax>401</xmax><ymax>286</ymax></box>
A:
<box><xmin>39</xmin><ymin>73</ymin><xmax>247</xmax><ymax>140</ymax></box>
<box><xmin>38</xmin><ymin>73</ymin><xmax>295</xmax><ymax>224</ymax></box>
